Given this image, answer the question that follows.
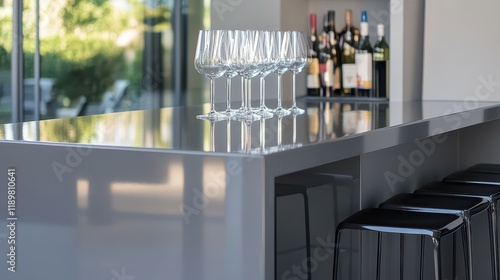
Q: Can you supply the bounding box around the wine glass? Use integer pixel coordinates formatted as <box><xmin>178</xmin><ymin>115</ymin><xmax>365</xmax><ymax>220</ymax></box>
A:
<box><xmin>233</xmin><ymin>30</ymin><xmax>251</xmax><ymax>117</ymax></box>
<box><xmin>273</xmin><ymin>31</ymin><xmax>293</xmax><ymax>117</ymax></box>
<box><xmin>233</xmin><ymin>30</ymin><xmax>262</xmax><ymax>122</ymax></box>
<box><xmin>254</xmin><ymin>30</ymin><xmax>278</xmax><ymax>118</ymax></box>
<box><xmin>288</xmin><ymin>31</ymin><xmax>308</xmax><ymax>115</ymax></box>
<box><xmin>194</xmin><ymin>30</ymin><xmax>229</xmax><ymax>121</ymax></box>
<box><xmin>223</xmin><ymin>30</ymin><xmax>238</xmax><ymax>116</ymax></box>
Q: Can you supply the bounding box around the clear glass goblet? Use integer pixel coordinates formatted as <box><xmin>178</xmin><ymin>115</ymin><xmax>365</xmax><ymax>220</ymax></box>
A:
<box><xmin>233</xmin><ymin>30</ymin><xmax>262</xmax><ymax>122</ymax></box>
<box><xmin>254</xmin><ymin>30</ymin><xmax>278</xmax><ymax>118</ymax></box>
<box><xmin>223</xmin><ymin>30</ymin><xmax>238</xmax><ymax>116</ymax></box>
<box><xmin>288</xmin><ymin>31</ymin><xmax>309</xmax><ymax>115</ymax></box>
<box><xmin>273</xmin><ymin>31</ymin><xmax>293</xmax><ymax>117</ymax></box>
<box><xmin>194</xmin><ymin>30</ymin><xmax>229</xmax><ymax>121</ymax></box>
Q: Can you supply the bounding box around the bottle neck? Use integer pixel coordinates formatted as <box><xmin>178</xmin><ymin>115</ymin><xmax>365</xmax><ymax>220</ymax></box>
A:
<box><xmin>329</xmin><ymin>23</ymin><xmax>336</xmax><ymax>33</ymax></box>
<box><xmin>345</xmin><ymin>10</ymin><xmax>353</xmax><ymax>27</ymax></box>
<box><xmin>360</xmin><ymin>22</ymin><xmax>369</xmax><ymax>37</ymax></box>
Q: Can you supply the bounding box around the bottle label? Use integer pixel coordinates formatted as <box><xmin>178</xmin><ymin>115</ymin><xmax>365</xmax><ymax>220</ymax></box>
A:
<box><xmin>334</xmin><ymin>67</ymin><xmax>341</xmax><ymax>90</ymax></box>
<box><xmin>342</xmin><ymin>64</ymin><xmax>357</xmax><ymax>88</ymax></box>
<box><xmin>356</xmin><ymin>53</ymin><xmax>372</xmax><ymax>89</ymax></box>
<box><xmin>326</xmin><ymin>59</ymin><xmax>334</xmax><ymax>87</ymax></box>
<box><xmin>373</xmin><ymin>52</ymin><xmax>386</xmax><ymax>61</ymax></box>
<box><xmin>308</xmin><ymin>58</ymin><xmax>320</xmax><ymax>75</ymax></box>
<box><xmin>328</xmin><ymin>31</ymin><xmax>337</xmax><ymax>46</ymax></box>
<box><xmin>319</xmin><ymin>62</ymin><xmax>327</xmax><ymax>87</ymax></box>
<box><xmin>307</xmin><ymin>58</ymin><xmax>320</xmax><ymax>89</ymax></box>
<box><xmin>308</xmin><ymin>75</ymin><xmax>320</xmax><ymax>89</ymax></box>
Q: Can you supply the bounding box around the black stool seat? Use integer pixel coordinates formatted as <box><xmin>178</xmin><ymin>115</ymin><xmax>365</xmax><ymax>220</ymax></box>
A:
<box><xmin>334</xmin><ymin>208</ymin><xmax>467</xmax><ymax>280</ymax></box>
<box><xmin>416</xmin><ymin>181</ymin><xmax>500</xmax><ymax>201</ymax></box>
<box><xmin>379</xmin><ymin>193</ymin><xmax>488</xmax><ymax>216</ymax></box>
<box><xmin>467</xmin><ymin>163</ymin><xmax>500</xmax><ymax>174</ymax></box>
<box><xmin>337</xmin><ymin>208</ymin><xmax>463</xmax><ymax>236</ymax></box>
<box><xmin>415</xmin><ymin>181</ymin><xmax>500</xmax><ymax>280</ymax></box>
<box><xmin>445</xmin><ymin>170</ymin><xmax>500</xmax><ymax>186</ymax></box>
<box><xmin>379</xmin><ymin>193</ymin><xmax>490</xmax><ymax>280</ymax></box>
<box><xmin>275</xmin><ymin>173</ymin><xmax>335</xmax><ymax>194</ymax></box>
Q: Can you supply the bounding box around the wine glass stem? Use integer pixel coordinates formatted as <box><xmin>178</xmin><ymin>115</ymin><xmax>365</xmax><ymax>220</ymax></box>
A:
<box><xmin>292</xmin><ymin>73</ymin><xmax>297</xmax><ymax>108</ymax></box>
<box><xmin>247</xmin><ymin>78</ymin><xmax>252</xmax><ymax>111</ymax></box>
<box><xmin>277</xmin><ymin>75</ymin><xmax>282</xmax><ymax>108</ymax></box>
<box><xmin>243</xmin><ymin>78</ymin><xmax>248</xmax><ymax>110</ymax></box>
<box><xmin>240</xmin><ymin>122</ymin><xmax>245</xmax><ymax>151</ymax></box>
<box><xmin>241</xmin><ymin>77</ymin><xmax>245</xmax><ymax>109</ymax></box>
<box><xmin>246</xmin><ymin>123</ymin><xmax>251</xmax><ymax>153</ymax></box>
<box><xmin>226</xmin><ymin>77</ymin><xmax>232</xmax><ymax>111</ymax></box>
<box><xmin>260</xmin><ymin>77</ymin><xmax>265</xmax><ymax>107</ymax></box>
<box><xmin>210</xmin><ymin>78</ymin><xmax>216</xmax><ymax>113</ymax></box>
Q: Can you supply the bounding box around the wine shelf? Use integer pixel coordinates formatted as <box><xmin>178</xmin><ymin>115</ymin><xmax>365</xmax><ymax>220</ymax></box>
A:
<box><xmin>211</xmin><ymin>0</ymin><xmax>425</xmax><ymax>102</ymax></box>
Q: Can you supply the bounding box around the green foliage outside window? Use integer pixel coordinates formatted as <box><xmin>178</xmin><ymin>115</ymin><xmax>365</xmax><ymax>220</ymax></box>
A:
<box><xmin>0</xmin><ymin>0</ymin><xmax>171</xmax><ymax>105</ymax></box>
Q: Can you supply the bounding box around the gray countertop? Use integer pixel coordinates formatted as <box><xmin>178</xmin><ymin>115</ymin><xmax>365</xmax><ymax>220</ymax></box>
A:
<box><xmin>1</xmin><ymin>99</ymin><xmax>499</xmax><ymax>158</ymax></box>
<box><xmin>0</xmin><ymin>98</ymin><xmax>499</xmax><ymax>280</ymax></box>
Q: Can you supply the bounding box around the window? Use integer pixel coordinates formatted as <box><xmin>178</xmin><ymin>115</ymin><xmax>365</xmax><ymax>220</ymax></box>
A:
<box><xmin>0</xmin><ymin>0</ymin><xmax>209</xmax><ymax>123</ymax></box>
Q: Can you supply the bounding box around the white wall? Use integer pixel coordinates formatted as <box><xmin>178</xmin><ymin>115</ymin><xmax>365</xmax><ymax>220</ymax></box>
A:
<box><xmin>423</xmin><ymin>0</ymin><xmax>500</xmax><ymax>101</ymax></box>
<box><xmin>211</xmin><ymin>0</ymin><xmax>290</xmax><ymax>104</ymax></box>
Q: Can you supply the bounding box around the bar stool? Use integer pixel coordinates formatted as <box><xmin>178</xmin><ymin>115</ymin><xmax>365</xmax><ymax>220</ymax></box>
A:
<box><xmin>415</xmin><ymin>181</ymin><xmax>500</xmax><ymax>280</ymax></box>
<box><xmin>466</xmin><ymin>163</ymin><xmax>500</xmax><ymax>174</ymax></box>
<box><xmin>445</xmin><ymin>165</ymin><xmax>500</xmax><ymax>186</ymax></box>
<box><xmin>275</xmin><ymin>173</ymin><xmax>337</xmax><ymax>280</ymax></box>
<box><xmin>379</xmin><ymin>193</ymin><xmax>491</xmax><ymax>280</ymax></box>
<box><xmin>333</xmin><ymin>208</ymin><xmax>468</xmax><ymax>280</ymax></box>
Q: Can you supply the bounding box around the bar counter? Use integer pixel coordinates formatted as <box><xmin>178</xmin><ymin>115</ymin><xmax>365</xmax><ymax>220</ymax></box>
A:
<box><xmin>1</xmin><ymin>99</ymin><xmax>500</xmax><ymax>280</ymax></box>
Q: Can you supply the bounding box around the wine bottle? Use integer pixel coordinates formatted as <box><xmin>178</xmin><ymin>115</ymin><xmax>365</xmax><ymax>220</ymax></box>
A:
<box><xmin>340</xmin><ymin>9</ymin><xmax>359</xmax><ymax>96</ymax></box>
<box><xmin>318</xmin><ymin>34</ymin><xmax>334</xmax><ymax>97</ymax></box>
<box><xmin>307</xmin><ymin>13</ymin><xmax>320</xmax><ymax>97</ymax></box>
<box><xmin>355</xmin><ymin>11</ymin><xmax>373</xmax><ymax>97</ymax></box>
<box><xmin>340</xmin><ymin>9</ymin><xmax>360</xmax><ymax>49</ymax></box>
<box><xmin>319</xmin><ymin>15</ymin><xmax>334</xmax><ymax>97</ymax></box>
<box><xmin>327</xmin><ymin>11</ymin><xmax>341</xmax><ymax>96</ymax></box>
<box><xmin>373</xmin><ymin>23</ymin><xmax>390</xmax><ymax>98</ymax></box>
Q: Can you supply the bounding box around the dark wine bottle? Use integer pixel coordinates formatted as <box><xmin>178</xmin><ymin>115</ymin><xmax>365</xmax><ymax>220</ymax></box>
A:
<box><xmin>355</xmin><ymin>11</ymin><xmax>373</xmax><ymax>97</ymax></box>
<box><xmin>373</xmin><ymin>23</ymin><xmax>390</xmax><ymax>98</ymax></box>
<box><xmin>319</xmin><ymin>15</ymin><xmax>334</xmax><ymax>97</ymax></box>
<box><xmin>318</xmin><ymin>34</ymin><xmax>333</xmax><ymax>97</ymax></box>
<box><xmin>340</xmin><ymin>9</ymin><xmax>359</xmax><ymax>96</ymax></box>
<box><xmin>327</xmin><ymin>11</ymin><xmax>341</xmax><ymax>96</ymax></box>
<box><xmin>307</xmin><ymin>13</ymin><xmax>320</xmax><ymax>97</ymax></box>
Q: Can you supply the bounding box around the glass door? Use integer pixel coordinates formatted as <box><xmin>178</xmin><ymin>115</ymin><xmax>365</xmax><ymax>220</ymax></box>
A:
<box><xmin>0</xmin><ymin>0</ymin><xmax>208</xmax><ymax>123</ymax></box>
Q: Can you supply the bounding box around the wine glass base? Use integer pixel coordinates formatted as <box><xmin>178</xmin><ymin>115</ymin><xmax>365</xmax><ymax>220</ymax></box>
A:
<box><xmin>288</xmin><ymin>106</ymin><xmax>305</xmax><ymax>115</ymax></box>
<box><xmin>254</xmin><ymin>109</ymin><xmax>274</xmax><ymax>119</ymax></box>
<box><xmin>196</xmin><ymin>111</ymin><xmax>228</xmax><ymax>121</ymax></box>
<box><xmin>273</xmin><ymin>107</ymin><xmax>291</xmax><ymax>117</ymax></box>
<box><xmin>223</xmin><ymin>109</ymin><xmax>235</xmax><ymax>117</ymax></box>
<box><xmin>234</xmin><ymin>112</ymin><xmax>261</xmax><ymax>122</ymax></box>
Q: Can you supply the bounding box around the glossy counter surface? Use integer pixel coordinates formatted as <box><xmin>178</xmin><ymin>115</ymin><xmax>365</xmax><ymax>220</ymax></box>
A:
<box><xmin>1</xmin><ymin>99</ymin><xmax>499</xmax><ymax>157</ymax></box>
<box><xmin>0</xmin><ymin>98</ymin><xmax>500</xmax><ymax>280</ymax></box>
